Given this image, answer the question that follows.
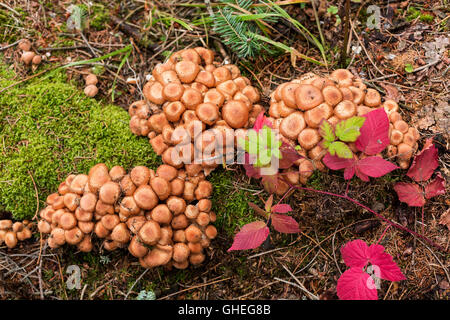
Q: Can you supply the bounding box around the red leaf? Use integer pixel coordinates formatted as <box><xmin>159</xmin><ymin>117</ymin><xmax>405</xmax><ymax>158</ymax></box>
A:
<box><xmin>337</xmin><ymin>268</ymin><xmax>378</xmax><ymax>300</ymax></box>
<box><xmin>323</xmin><ymin>153</ymin><xmax>355</xmax><ymax>171</ymax></box>
<box><xmin>407</xmin><ymin>138</ymin><xmax>439</xmax><ymax>182</ymax></box>
<box><xmin>228</xmin><ymin>221</ymin><xmax>269</xmax><ymax>251</ymax></box>
<box><xmin>271</xmin><ymin>213</ymin><xmax>300</xmax><ymax>233</ymax></box>
<box><xmin>356</xmin><ymin>156</ymin><xmax>399</xmax><ymax>178</ymax></box>
<box><xmin>271</xmin><ymin>204</ymin><xmax>292</xmax><ymax>213</ymax></box>
<box><xmin>279</xmin><ymin>142</ymin><xmax>302</xmax><ymax>169</ymax></box>
<box><xmin>253</xmin><ymin>112</ymin><xmax>273</xmax><ymax>132</ymax></box>
<box><xmin>393</xmin><ymin>182</ymin><xmax>425</xmax><ymax>207</ymax></box>
<box><xmin>243</xmin><ymin>153</ymin><xmax>261</xmax><ymax>178</ymax></box>
<box><xmin>367</xmin><ymin>244</ymin><xmax>406</xmax><ymax>282</ymax></box>
<box><xmin>425</xmin><ymin>173</ymin><xmax>446</xmax><ymax>199</ymax></box>
<box><xmin>344</xmin><ymin>166</ymin><xmax>356</xmax><ymax>180</ymax></box>
<box><xmin>341</xmin><ymin>240</ymin><xmax>369</xmax><ymax>268</ymax></box>
<box><xmin>355</xmin><ymin>109</ymin><xmax>390</xmax><ymax>155</ymax></box>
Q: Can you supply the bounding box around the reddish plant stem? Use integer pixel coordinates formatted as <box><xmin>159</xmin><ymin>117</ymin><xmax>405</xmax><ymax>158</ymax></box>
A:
<box><xmin>376</xmin><ymin>225</ymin><xmax>391</xmax><ymax>245</ymax></box>
<box><xmin>286</xmin><ymin>184</ymin><xmax>445</xmax><ymax>252</ymax></box>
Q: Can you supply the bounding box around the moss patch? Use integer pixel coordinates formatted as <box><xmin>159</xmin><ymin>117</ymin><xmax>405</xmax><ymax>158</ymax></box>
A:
<box><xmin>0</xmin><ymin>64</ymin><xmax>159</xmax><ymax>220</ymax></box>
<box><xmin>208</xmin><ymin>168</ymin><xmax>260</xmax><ymax>236</ymax></box>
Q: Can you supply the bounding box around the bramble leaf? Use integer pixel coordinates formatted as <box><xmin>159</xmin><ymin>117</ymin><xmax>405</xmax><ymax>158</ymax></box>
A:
<box><xmin>253</xmin><ymin>112</ymin><xmax>273</xmax><ymax>132</ymax></box>
<box><xmin>328</xmin><ymin>141</ymin><xmax>353</xmax><ymax>159</ymax></box>
<box><xmin>265</xmin><ymin>195</ymin><xmax>274</xmax><ymax>212</ymax></box>
<box><xmin>407</xmin><ymin>138</ymin><xmax>439</xmax><ymax>182</ymax></box>
<box><xmin>341</xmin><ymin>239</ymin><xmax>369</xmax><ymax>268</ymax></box>
<box><xmin>367</xmin><ymin>244</ymin><xmax>406</xmax><ymax>282</ymax></box>
<box><xmin>319</xmin><ymin>119</ymin><xmax>335</xmax><ymax>142</ymax></box>
<box><xmin>356</xmin><ymin>156</ymin><xmax>399</xmax><ymax>178</ymax></box>
<box><xmin>424</xmin><ymin>173</ymin><xmax>446</xmax><ymax>199</ymax></box>
<box><xmin>393</xmin><ymin>182</ymin><xmax>425</xmax><ymax>207</ymax></box>
<box><xmin>228</xmin><ymin>221</ymin><xmax>270</xmax><ymax>251</ymax></box>
<box><xmin>337</xmin><ymin>268</ymin><xmax>378</xmax><ymax>300</ymax></box>
<box><xmin>271</xmin><ymin>204</ymin><xmax>292</xmax><ymax>213</ymax></box>
<box><xmin>335</xmin><ymin>116</ymin><xmax>365</xmax><ymax>142</ymax></box>
<box><xmin>271</xmin><ymin>213</ymin><xmax>300</xmax><ymax>234</ymax></box>
<box><xmin>355</xmin><ymin>109</ymin><xmax>390</xmax><ymax>155</ymax></box>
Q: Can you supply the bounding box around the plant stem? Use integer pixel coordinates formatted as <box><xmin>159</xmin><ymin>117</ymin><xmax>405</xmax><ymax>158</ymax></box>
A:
<box><xmin>376</xmin><ymin>225</ymin><xmax>391</xmax><ymax>245</ymax></box>
<box><xmin>340</xmin><ymin>0</ymin><xmax>351</xmax><ymax>66</ymax></box>
<box><xmin>285</xmin><ymin>184</ymin><xmax>446</xmax><ymax>252</ymax></box>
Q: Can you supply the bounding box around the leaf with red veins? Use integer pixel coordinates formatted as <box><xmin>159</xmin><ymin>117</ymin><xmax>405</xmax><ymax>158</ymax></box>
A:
<box><xmin>355</xmin><ymin>167</ymin><xmax>370</xmax><ymax>182</ymax></box>
<box><xmin>344</xmin><ymin>166</ymin><xmax>356</xmax><ymax>180</ymax></box>
<box><xmin>355</xmin><ymin>108</ymin><xmax>390</xmax><ymax>155</ymax></box>
<box><xmin>407</xmin><ymin>138</ymin><xmax>439</xmax><ymax>182</ymax></box>
<box><xmin>393</xmin><ymin>182</ymin><xmax>425</xmax><ymax>207</ymax></box>
<box><xmin>341</xmin><ymin>240</ymin><xmax>370</xmax><ymax>268</ymax></box>
<box><xmin>248</xmin><ymin>202</ymin><xmax>267</xmax><ymax>218</ymax></box>
<box><xmin>271</xmin><ymin>204</ymin><xmax>292</xmax><ymax>214</ymax></box>
<box><xmin>228</xmin><ymin>221</ymin><xmax>270</xmax><ymax>251</ymax></box>
<box><xmin>337</xmin><ymin>268</ymin><xmax>378</xmax><ymax>300</ymax></box>
<box><xmin>425</xmin><ymin>173</ymin><xmax>446</xmax><ymax>199</ymax></box>
<box><xmin>271</xmin><ymin>213</ymin><xmax>300</xmax><ymax>234</ymax></box>
<box><xmin>356</xmin><ymin>156</ymin><xmax>399</xmax><ymax>178</ymax></box>
<box><xmin>367</xmin><ymin>244</ymin><xmax>406</xmax><ymax>282</ymax></box>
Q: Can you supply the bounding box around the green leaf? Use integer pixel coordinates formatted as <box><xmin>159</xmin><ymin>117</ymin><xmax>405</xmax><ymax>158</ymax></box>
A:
<box><xmin>335</xmin><ymin>117</ymin><xmax>365</xmax><ymax>142</ymax></box>
<box><xmin>319</xmin><ymin>119</ymin><xmax>335</xmax><ymax>142</ymax></box>
<box><xmin>329</xmin><ymin>141</ymin><xmax>354</xmax><ymax>159</ymax></box>
<box><xmin>327</xmin><ymin>6</ymin><xmax>339</xmax><ymax>15</ymax></box>
<box><xmin>404</xmin><ymin>64</ymin><xmax>414</xmax><ymax>73</ymax></box>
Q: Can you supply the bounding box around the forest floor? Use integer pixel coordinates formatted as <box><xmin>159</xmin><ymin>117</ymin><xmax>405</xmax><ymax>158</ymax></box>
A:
<box><xmin>0</xmin><ymin>0</ymin><xmax>448</xmax><ymax>300</ymax></box>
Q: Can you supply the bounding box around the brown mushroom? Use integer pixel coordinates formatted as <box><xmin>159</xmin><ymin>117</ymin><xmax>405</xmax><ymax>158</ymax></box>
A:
<box><xmin>295</xmin><ymin>84</ymin><xmax>324</xmax><ymax>111</ymax></box>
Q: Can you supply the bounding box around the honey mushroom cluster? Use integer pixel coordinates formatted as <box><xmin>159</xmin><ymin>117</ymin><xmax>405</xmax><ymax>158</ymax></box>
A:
<box><xmin>128</xmin><ymin>47</ymin><xmax>263</xmax><ymax>175</ymax></box>
<box><xmin>268</xmin><ymin>69</ymin><xmax>420</xmax><ymax>189</ymax></box>
<box><xmin>83</xmin><ymin>73</ymin><xmax>99</xmax><ymax>97</ymax></box>
<box><xmin>18</xmin><ymin>39</ymin><xmax>42</xmax><ymax>67</ymax></box>
<box><xmin>0</xmin><ymin>219</ymin><xmax>33</xmax><ymax>249</ymax></box>
<box><xmin>36</xmin><ymin>163</ymin><xmax>217</xmax><ymax>269</ymax></box>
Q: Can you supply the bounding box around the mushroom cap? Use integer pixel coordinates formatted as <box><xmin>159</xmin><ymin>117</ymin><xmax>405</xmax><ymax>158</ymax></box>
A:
<box><xmin>150</xmin><ymin>204</ymin><xmax>173</xmax><ymax>225</ymax></box>
<box><xmin>128</xmin><ymin>236</ymin><xmax>149</xmax><ymax>258</ymax></box>
<box><xmin>18</xmin><ymin>39</ymin><xmax>32</xmax><ymax>51</ymax></box>
<box><xmin>65</xmin><ymin>227</ymin><xmax>84</xmax><ymax>245</ymax></box>
<box><xmin>150</xmin><ymin>177</ymin><xmax>171</xmax><ymax>201</ymax></box>
<box><xmin>175</xmin><ymin>60</ymin><xmax>200</xmax><ymax>83</ymax></box>
<box><xmin>5</xmin><ymin>231</ymin><xmax>18</xmax><ymax>248</ymax></box>
<box><xmin>99</xmin><ymin>181</ymin><xmax>121</xmax><ymax>205</ymax></box>
<box><xmin>109</xmin><ymin>166</ymin><xmax>126</xmax><ymax>182</ymax></box>
<box><xmin>133</xmin><ymin>185</ymin><xmax>159</xmax><ymax>210</ymax></box>
<box><xmin>279</xmin><ymin>112</ymin><xmax>306</xmax><ymax>140</ymax></box>
<box><xmin>85</xmin><ymin>74</ymin><xmax>98</xmax><ymax>86</ymax></box>
<box><xmin>294</xmin><ymin>84</ymin><xmax>324</xmax><ymax>111</ymax></box>
<box><xmin>222</xmin><ymin>100</ymin><xmax>249</xmax><ymax>129</ymax></box>
<box><xmin>166</xmin><ymin>196</ymin><xmax>187</xmax><ymax>215</ymax></box>
<box><xmin>59</xmin><ymin>212</ymin><xmax>77</xmax><ymax>230</ymax></box>
<box><xmin>88</xmin><ymin>163</ymin><xmax>111</xmax><ymax>193</ymax></box>
<box><xmin>21</xmin><ymin>51</ymin><xmax>35</xmax><ymax>65</ymax></box>
<box><xmin>138</xmin><ymin>220</ymin><xmax>161</xmax><ymax>245</ymax></box>
<box><xmin>111</xmin><ymin>223</ymin><xmax>130</xmax><ymax>243</ymax></box>
<box><xmin>77</xmin><ymin>235</ymin><xmax>93</xmax><ymax>252</ymax></box>
<box><xmin>173</xmin><ymin>243</ymin><xmax>190</xmax><ymax>263</ymax></box>
<box><xmin>84</xmin><ymin>85</ymin><xmax>98</xmax><ymax>97</ymax></box>
<box><xmin>185</xmin><ymin>224</ymin><xmax>202</xmax><ymax>243</ymax></box>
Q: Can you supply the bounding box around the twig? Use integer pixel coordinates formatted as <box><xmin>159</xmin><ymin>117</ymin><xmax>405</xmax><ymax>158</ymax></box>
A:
<box><xmin>0</xmin><ymin>40</ymin><xmax>20</xmax><ymax>51</ymax></box>
<box><xmin>274</xmin><ymin>277</ymin><xmax>319</xmax><ymax>300</ymax></box>
<box><xmin>280</xmin><ymin>263</ymin><xmax>319</xmax><ymax>300</ymax></box>
<box><xmin>158</xmin><ymin>277</ymin><xmax>231</xmax><ymax>300</ymax></box>
<box><xmin>38</xmin><ymin>242</ymin><xmax>47</xmax><ymax>300</ymax></box>
<box><xmin>125</xmin><ymin>269</ymin><xmax>148</xmax><ymax>300</ymax></box>
<box><xmin>28</xmin><ymin>170</ymin><xmax>40</xmax><ymax>220</ymax></box>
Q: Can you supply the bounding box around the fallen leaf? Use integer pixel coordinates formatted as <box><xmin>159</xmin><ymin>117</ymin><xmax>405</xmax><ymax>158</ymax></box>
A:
<box><xmin>393</xmin><ymin>182</ymin><xmax>425</xmax><ymax>207</ymax></box>
<box><xmin>407</xmin><ymin>138</ymin><xmax>439</xmax><ymax>182</ymax></box>
<box><xmin>336</xmin><ymin>268</ymin><xmax>378</xmax><ymax>300</ymax></box>
<box><xmin>271</xmin><ymin>213</ymin><xmax>300</xmax><ymax>234</ymax></box>
<box><xmin>355</xmin><ymin>109</ymin><xmax>390</xmax><ymax>155</ymax></box>
<box><xmin>439</xmin><ymin>208</ymin><xmax>450</xmax><ymax>231</ymax></box>
<box><xmin>424</xmin><ymin>173</ymin><xmax>446</xmax><ymax>199</ymax></box>
<box><xmin>228</xmin><ymin>221</ymin><xmax>270</xmax><ymax>251</ymax></box>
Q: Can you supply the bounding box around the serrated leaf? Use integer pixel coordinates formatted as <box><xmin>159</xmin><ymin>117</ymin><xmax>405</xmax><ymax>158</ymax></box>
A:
<box><xmin>355</xmin><ymin>109</ymin><xmax>390</xmax><ymax>155</ymax></box>
<box><xmin>271</xmin><ymin>213</ymin><xmax>300</xmax><ymax>233</ymax></box>
<box><xmin>228</xmin><ymin>221</ymin><xmax>270</xmax><ymax>251</ymax></box>
<box><xmin>319</xmin><ymin>119</ymin><xmax>335</xmax><ymax>142</ymax></box>
<box><xmin>337</xmin><ymin>268</ymin><xmax>378</xmax><ymax>300</ymax></box>
<box><xmin>341</xmin><ymin>240</ymin><xmax>370</xmax><ymax>268</ymax></box>
<box><xmin>264</xmin><ymin>195</ymin><xmax>274</xmax><ymax>213</ymax></box>
<box><xmin>393</xmin><ymin>182</ymin><xmax>425</xmax><ymax>207</ymax></box>
<box><xmin>367</xmin><ymin>244</ymin><xmax>406</xmax><ymax>282</ymax></box>
<box><xmin>335</xmin><ymin>117</ymin><xmax>365</xmax><ymax>142</ymax></box>
<box><xmin>407</xmin><ymin>138</ymin><xmax>439</xmax><ymax>182</ymax></box>
<box><xmin>424</xmin><ymin>173</ymin><xmax>446</xmax><ymax>199</ymax></box>
<box><xmin>271</xmin><ymin>204</ymin><xmax>292</xmax><ymax>214</ymax></box>
<box><xmin>329</xmin><ymin>141</ymin><xmax>353</xmax><ymax>159</ymax></box>
<box><xmin>249</xmin><ymin>202</ymin><xmax>267</xmax><ymax>217</ymax></box>
<box><xmin>356</xmin><ymin>156</ymin><xmax>399</xmax><ymax>178</ymax></box>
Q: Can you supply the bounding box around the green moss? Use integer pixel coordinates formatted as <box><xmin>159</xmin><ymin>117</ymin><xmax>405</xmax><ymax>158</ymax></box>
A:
<box><xmin>89</xmin><ymin>4</ymin><xmax>110</xmax><ymax>31</ymax></box>
<box><xmin>0</xmin><ymin>63</ymin><xmax>159</xmax><ymax>220</ymax></box>
<box><xmin>307</xmin><ymin>170</ymin><xmax>324</xmax><ymax>190</ymax></box>
<box><xmin>208</xmin><ymin>168</ymin><xmax>260</xmax><ymax>236</ymax></box>
<box><xmin>406</xmin><ymin>7</ymin><xmax>434</xmax><ymax>23</ymax></box>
